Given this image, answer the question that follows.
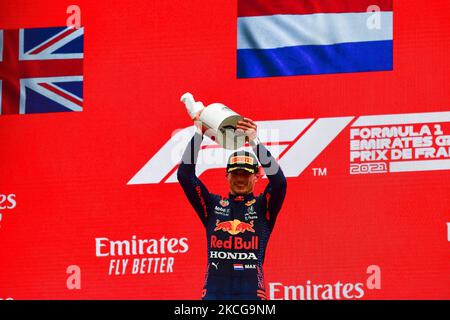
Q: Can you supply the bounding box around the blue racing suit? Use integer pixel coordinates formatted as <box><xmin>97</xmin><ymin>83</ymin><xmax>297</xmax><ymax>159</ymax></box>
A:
<box><xmin>177</xmin><ymin>132</ymin><xmax>287</xmax><ymax>300</ymax></box>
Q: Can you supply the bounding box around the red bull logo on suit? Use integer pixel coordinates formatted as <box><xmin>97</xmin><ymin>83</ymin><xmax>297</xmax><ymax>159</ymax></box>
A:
<box><xmin>214</xmin><ymin>219</ymin><xmax>255</xmax><ymax>235</ymax></box>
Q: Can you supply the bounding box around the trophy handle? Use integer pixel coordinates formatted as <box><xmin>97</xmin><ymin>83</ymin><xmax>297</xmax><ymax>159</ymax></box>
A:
<box><xmin>180</xmin><ymin>92</ymin><xmax>205</xmax><ymax>120</ymax></box>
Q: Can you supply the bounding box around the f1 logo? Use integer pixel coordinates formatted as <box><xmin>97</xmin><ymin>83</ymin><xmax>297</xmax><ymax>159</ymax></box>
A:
<box><xmin>127</xmin><ymin>111</ymin><xmax>450</xmax><ymax>185</ymax></box>
<box><xmin>127</xmin><ymin>117</ymin><xmax>353</xmax><ymax>185</ymax></box>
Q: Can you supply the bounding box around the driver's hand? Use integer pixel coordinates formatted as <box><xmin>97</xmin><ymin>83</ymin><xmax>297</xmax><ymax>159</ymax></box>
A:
<box><xmin>236</xmin><ymin>118</ymin><xmax>257</xmax><ymax>142</ymax></box>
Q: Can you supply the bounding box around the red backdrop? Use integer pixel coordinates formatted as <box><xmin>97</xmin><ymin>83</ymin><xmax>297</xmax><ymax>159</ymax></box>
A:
<box><xmin>0</xmin><ymin>0</ymin><xmax>449</xmax><ymax>299</ymax></box>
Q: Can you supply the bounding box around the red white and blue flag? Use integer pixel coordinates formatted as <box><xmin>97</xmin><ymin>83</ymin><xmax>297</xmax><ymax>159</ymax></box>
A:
<box><xmin>0</xmin><ymin>26</ymin><xmax>84</xmax><ymax>115</ymax></box>
<box><xmin>233</xmin><ymin>264</ymin><xmax>244</xmax><ymax>270</ymax></box>
<box><xmin>237</xmin><ymin>0</ymin><xmax>393</xmax><ymax>78</ymax></box>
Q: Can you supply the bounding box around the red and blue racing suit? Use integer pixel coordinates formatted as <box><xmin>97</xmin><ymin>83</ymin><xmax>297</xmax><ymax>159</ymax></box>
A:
<box><xmin>177</xmin><ymin>132</ymin><xmax>287</xmax><ymax>300</ymax></box>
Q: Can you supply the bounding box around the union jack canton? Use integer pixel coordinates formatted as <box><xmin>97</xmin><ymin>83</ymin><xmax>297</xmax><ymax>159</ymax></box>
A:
<box><xmin>0</xmin><ymin>26</ymin><xmax>84</xmax><ymax>115</ymax></box>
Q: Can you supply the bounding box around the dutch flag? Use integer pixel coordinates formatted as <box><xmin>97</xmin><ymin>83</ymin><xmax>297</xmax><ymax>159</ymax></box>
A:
<box><xmin>233</xmin><ymin>264</ymin><xmax>245</xmax><ymax>270</ymax></box>
<box><xmin>237</xmin><ymin>0</ymin><xmax>393</xmax><ymax>78</ymax></box>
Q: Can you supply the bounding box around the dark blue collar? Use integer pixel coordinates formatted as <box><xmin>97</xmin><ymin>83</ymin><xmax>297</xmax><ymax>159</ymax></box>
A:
<box><xmin>229</xmin><ymin>192</ymin><xmax>255</xmax><ymax>202</ymax></box>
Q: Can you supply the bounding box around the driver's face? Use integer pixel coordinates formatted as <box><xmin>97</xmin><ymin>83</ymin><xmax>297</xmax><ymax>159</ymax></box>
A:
<box><xmin>227</xmin><ymin>170</ymin><xmax>258</xmax><ymax>195</ymax></box>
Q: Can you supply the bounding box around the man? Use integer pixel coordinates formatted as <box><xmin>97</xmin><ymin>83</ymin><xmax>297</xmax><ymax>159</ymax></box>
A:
<box><xmin>177</xmin><ymin>111</ymin><xmax>287</xmax><ymax>300</ymax></box>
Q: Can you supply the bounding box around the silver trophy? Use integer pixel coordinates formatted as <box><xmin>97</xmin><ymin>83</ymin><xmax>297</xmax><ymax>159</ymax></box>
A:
<box><xmin>181</xmin><ymin>93</ymin><xmax>246</xmax><ymax>150</ymax></box>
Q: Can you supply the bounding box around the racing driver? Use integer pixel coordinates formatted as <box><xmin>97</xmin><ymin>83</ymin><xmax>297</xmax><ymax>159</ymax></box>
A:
<box><xmin>177</xmin><ymin>106</ymin><xmax>287</xmax><ymax>300</ymax></box>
